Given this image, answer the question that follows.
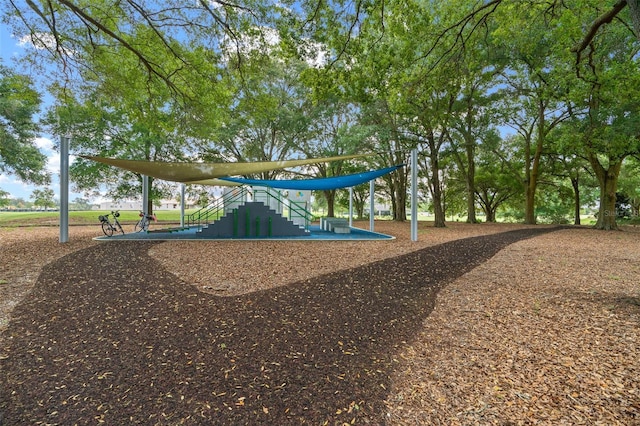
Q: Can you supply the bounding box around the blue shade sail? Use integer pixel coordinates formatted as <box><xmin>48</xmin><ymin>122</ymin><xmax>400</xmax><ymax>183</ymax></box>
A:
<box><xmin>218</xmin><ymin>165</ymin><xmax>404</xmax><ymax>190</ymax></box>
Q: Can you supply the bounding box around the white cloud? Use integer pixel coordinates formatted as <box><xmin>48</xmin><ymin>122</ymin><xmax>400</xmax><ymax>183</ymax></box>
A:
<box><xmin>222</xmin><ymin>26</ymin><xmax>328</xmax><ymax>68</ymax></box>
<box><xmin>35</xmin><ymin>136</ymin><xmax>54</xmax><ymax>150</ymax></box>
<box><xmin>47</xmin><ymin>153</ymin><xmax>60</xmax><ymax>174</ymax></box>
<box><xmin>298</xmin><ymin>40</ymin><xmax>329</xmax><ymax>68</ymax></box>
<box><xmin>18</xmin><ymin>32</ymin><xmax>75</xmax><ymax>57</ymax></box>
<box><xmin>0</xmin><ymin>173</ymin><xmax>27</xmax><ymax>187</ymax></box>
<box><xmin>47</xmin><ymin>154</ymin><xmax>77</xmax><ymax>176</ymax></box>
<box><xmin>19</xmin><ymin>32</ymin><xmax>57</xmax><ymax>51</ymax></box>
<box><xmin>0</xmin><ymin>173</ymin><xmax>37</xmax><ymax>200</ymax></box>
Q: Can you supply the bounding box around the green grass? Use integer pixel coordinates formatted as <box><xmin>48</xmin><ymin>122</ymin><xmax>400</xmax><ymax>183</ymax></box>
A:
<box><xmin>0</xmin><ymin>210</ymin><xmax>198</xmax><ymax>226</ymax></box>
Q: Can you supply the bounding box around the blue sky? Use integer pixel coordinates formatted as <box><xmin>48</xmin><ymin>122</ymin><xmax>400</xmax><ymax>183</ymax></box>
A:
<box><xmin>0</xmin><ymin>25</ymin><xmax>88</xmax><ymax>203</ymax></box>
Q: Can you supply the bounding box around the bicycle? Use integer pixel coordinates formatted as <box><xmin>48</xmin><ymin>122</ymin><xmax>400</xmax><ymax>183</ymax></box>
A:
<box><xmin>134</xmin><ymin>211</ymin><xmax>157</xmax><ymax>232</ymax></box>
<box><xmin>99</xmin><ymin>211</ymin><xmax>125</xmax><ymax>237</ymax></box>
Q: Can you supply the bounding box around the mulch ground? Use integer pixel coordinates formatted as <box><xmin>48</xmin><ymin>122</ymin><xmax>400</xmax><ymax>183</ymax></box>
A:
<box><xmin>0</xmin><ymin>227</ymin><xmax>559</xmax><ymax>425</ymax></box>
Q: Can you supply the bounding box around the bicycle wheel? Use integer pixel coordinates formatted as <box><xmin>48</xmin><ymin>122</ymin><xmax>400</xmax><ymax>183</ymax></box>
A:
<box><xmin>102</xmin><ymin>221</ymin><xmax>114</xmax><ymax>237</ymax></box>
<box><xmin>134</xmin><ymin>219</ymin><xmax>145</xmax><ymax>232</ymax></box>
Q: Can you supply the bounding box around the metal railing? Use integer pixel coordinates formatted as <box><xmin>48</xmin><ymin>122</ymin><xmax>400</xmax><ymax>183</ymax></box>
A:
<box><xmin>185</xmin><ymin>186</ymin><xmax>315</xmax><ymax>231</ymax></box>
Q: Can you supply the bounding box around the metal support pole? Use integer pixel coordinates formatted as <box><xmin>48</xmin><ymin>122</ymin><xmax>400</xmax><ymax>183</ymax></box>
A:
<box><xmin>180</xmin><ymin>183</ymin><xmax>185</xmax><ymax>228</ymax></box>
<box><xmin>348</xmin><ymin>186</ymin><xmax>353</xmax><ymax>227</ymax></box>
<box><xmin>411</xmin><ymin>148</ymin><xmax>418</xmax><ymax>242</ymax></box>
<box><xmin>59</xmin><ymin>136</ymin><xmax>69</xmax><ymax>243</ymax></box>
<box><xmin>369</xmin><ymin>179</ymin><xmax>375</xmax><ymax>231</ymax></box>
<box><xmin>142</xmin><ymin>175</ymin><xmax>149</xmax><ymax>215</ymax></box>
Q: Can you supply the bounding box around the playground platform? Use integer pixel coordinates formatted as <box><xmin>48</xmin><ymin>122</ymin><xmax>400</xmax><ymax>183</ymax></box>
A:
<box><xmin>94</xmin><ymin>224</ymin><xmax>394</xmax><ymax>241</ymax></box>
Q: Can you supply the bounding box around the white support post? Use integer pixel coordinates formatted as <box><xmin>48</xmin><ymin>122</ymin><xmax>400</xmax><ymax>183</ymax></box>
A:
<box><xmin>59</xmin><ymin>136</ymin><xmax>69</xmax><ymax>243</ymax></box>
<box><xmin>180</xmin><ymin>183</ymin><xmax>185</xmax><ymax>228</ymax></box>
<box><xmin>369</xmin><ymin>179</ymin><xmax>375</xmax><ymax>231</ymax></box>
<box><xmin>348</xmin><ymin>186</ymin><xmax>353</xmax><ymax>227</ymax></box>
<box><xmin>411</xmin><ymin>148</ymin><xmax>418</xmax><ymax>242</ymax></box>
<box><xmin>142</xmin><ymin>175</ymin><xmax>149</xmax><ymax>214</ymax></box>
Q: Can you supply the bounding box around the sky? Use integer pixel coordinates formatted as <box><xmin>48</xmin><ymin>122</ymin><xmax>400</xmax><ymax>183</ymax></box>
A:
<box><xmin>1</xmin><ymin>25</ymin><xmax>85</xmax><ymax>204</ymax></box>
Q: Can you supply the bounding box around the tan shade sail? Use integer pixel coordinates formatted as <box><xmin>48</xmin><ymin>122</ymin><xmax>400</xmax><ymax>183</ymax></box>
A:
<box><xmin>81</xmin><ymin>154</ymin><xmax>368</xmax><ymax>183</ymax></box>
<box><xmin>186</xmin><ymin>178</ymin><xmax>241</xmax><ymax>187</ymax></box>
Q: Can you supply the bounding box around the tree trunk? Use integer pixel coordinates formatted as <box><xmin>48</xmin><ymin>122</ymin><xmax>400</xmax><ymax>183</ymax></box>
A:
<box><xmin>431</xmin><ymin>158</ymin><xmax>446</xmax><ymax>228</ymax></box>
<box><xmin>525</xmin><ymin>141</ymin><xmax>543</xmax><ymax>224</ymax></box>
<box><xmin>394</xmin><ymin>183</ymin><xmax>407</xmax><ymax>221</ymax></box>
<box><xmin>393</xmin><ymin>203</ymin><xmax>406</xmax><ymax>221</ymax></box>
<box><xmin>354</xmin><ymin>194</ymin><xmax>366</xmax><ymax>219</ymax></box>
<box><xmin>323</xmin><ymin>190</ymin><xmax>336</xmax><ymax>217</ymax></box>
<box><xmin>386</xmin><ymin>168</ymin><xmax>407</xmax><ymax>222</ymax></box>
<box><xmin>523</xmin><ymin>133</ymin><xmax>534</xmax><ymax>224</ymax></box>
<box><xmin>420</xmin><ymin>129</ymin><xmax>446</xmax><ymax>227</ymax></box>
<box><xmin>465</xmin><ymin>142</ymin><xmax>477</xmax><ymax>223</ymax></box>
<box><xmin>524</xmin><ymin>181</ymin><xmax>537</xmax><ymax>224</ymax></box>
<box><xmin>589</xmin><ymin>154</ymin><xmax>623</xmax><ymax>230</ymax></box>
<box><xmin>596</xmin><ymin>176</ymin><xmax>619</xmax><ymax>230</ymax></box>
<box><xmin>571</xmin><ymin>177</ymin><xmax>581</xmax><ymax>225</ymax></box>
<box><xmin>487</xmin><ymin>207</ymin><xmax>496</xmax><ymax>223</ymax></box>
<box><xmin>480</xmin><ymin>190</ymin><xmax>497</xmax><ymax>223</ymax></box>
<box><xmin>524</xmin><ymin>102</ymin><xmax>546</xmax><ymax>225</ymax></box>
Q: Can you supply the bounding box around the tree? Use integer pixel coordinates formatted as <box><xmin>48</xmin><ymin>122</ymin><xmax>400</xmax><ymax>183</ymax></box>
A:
<box><xmin>475</xmin><ymin>168</ymin><xmax>518</xmax><ymax>222</ymax></box>
<box><xmin>535</xmin><ymin>181</ymin><xmax>574</xmax><ymax>224</ymax></box>
<box><xmin>447</xmin><ymin>81</ymin><xmax>501</xmax><ymax>223</ymax></box>
<box><xmin>71</xmin><ymin>197</ymin><xmax>92</xmax><ymax>210</ymax></box>
<box><xmin>401</xmin><ymin>63</ymin><xmax>459</xmax><ymax>228</ymax></box>
<box><xmin>488</xmin><ymin>1</ymin><xmax>576</xmax><ymax>224</ymax></box>
<box><xmin>296</xmin><ymin>97</ymin><xmax>369</xmax><ymax>218</ymax></box>
<box><xmin>356</xmin><ymin>102</ymin><xmax>411</xmax><ymax>222</ymax></box>
<box><xmin>546</xmin><ymin>124</ymin><xmax>595</xmax><ymax>225</ymax></box>
<box><xmin>409</xmin><ymin>0</ymin><xmax>640</xmax><ymax>66</ymax></box>
<box><xmin>334</xmin><ymin>163</ymin><xmax>372</xmax><ymax>219</ymax></box>
<box><xmin>474</xmin><ymin>134</ymin><xmax>521</xmax><ymax>222</ymax></box>
<box><xmin>0</xmin><ymin>64</ymin><xmax>49</xmax><ymax>185</ymax></box>
<box><xmin>47</xmin><ymin>92</ymin><xmax>185</xmax><ymax>215</ymax></box>
<box><xmin>209</xmin><ymin>58</ymin><xmax>311</xmax><ymax>176</ymax></box>
<box><xmin>0</xmin><ymin>189</ymin><xmax>10</xmax><ymax>208</ymax></box>
<box><xmin>42</xmin><ymin>36</ymin><xmax>216</xmax><ymax>214</ymax></box>
<box><xmin>568</xmin><ymin>11</ymin><xmax>640</xmax><ymax>230</ymax></box>
<box><xmin>571</xmin><ymin>0</ymin><xmax>640</xmax><ymax>58</ymax></box>
<box><xmin>339</xmin><ymin>1</ymin><xmax>455</xmax><ymax>225</ymax></box>
<box><xmin>31</xmin><ymin>187</ymin><xmax>55</xmax><ymax>209</ymax></box>
<box><xmin>2</xmin><ymin>1</ymin><xmax>279</xmax><ymax>100</ymax></box>
<box><xmin>299</xmin><ymin>18</ymin><xmax>414</xmax><ymax>221</ymax></box>
<box><xmin>411</xmin><ymin>0</ymin><xmax>506</xmax><ymax>224</ymax></box>
<box><xmin>618</xmin><ymin>158</ymin><xmax>640</xmax><ymax>218</ymax></box>
<box><xmin>549</xmin><ymin>153</ymin><xmax>592</xmax><ymax>225</ymax></box>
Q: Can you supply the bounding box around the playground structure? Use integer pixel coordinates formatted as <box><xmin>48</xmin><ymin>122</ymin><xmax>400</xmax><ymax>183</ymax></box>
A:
<box><xmin>76</xmin><ymin>154</ymin><xmax>410</xmax><ymax>241</ymax></box>
<box><xmin>94</xmin><ymin>185</ymin><xmax>395</xmax><ymax>241</ymax></box>
<box><xmin>185</xmin><ymin>186</ymin><xmax>313</xmax><ymax>238</ymax></box>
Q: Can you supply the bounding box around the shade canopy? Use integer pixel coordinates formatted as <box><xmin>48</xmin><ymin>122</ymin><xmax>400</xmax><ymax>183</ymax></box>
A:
<box><xmin>218</xmin><ymin>165</ymin><xmax>403</xmax><ymax>190</ymax></box>
<box><xmin>82</xmin><ymin>154</ymin><xmax>369</xmax><ymax>183</ymax></box>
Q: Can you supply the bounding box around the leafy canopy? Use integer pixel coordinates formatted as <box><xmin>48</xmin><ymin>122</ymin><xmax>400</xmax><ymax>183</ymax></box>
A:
<box><xmin>0</xmin><ymin>64</ymin><xmax>49</xmax><ymax>185</ymax></box>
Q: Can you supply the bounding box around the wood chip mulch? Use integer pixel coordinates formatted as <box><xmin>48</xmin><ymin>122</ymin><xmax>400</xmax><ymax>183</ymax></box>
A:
<box><xmin>0</xmin><ymin>227</ymin><xmax>560</xmax><ymax>425</ymax></box>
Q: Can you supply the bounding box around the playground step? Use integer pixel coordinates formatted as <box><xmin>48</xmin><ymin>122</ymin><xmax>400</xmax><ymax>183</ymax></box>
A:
<box><xmin>333</xmin><ymin>226</ymin><xmax>351</xmax><ymax>234</ymax></box>
<box><xmin>197</xmin><ymin>201</ymin><xmax>309</xmax><ymax>238</ymax></box>
<box><xmin>320</xmin><ymin>217</ymin><xmax>351</xmax><ymax>233</ymax></box>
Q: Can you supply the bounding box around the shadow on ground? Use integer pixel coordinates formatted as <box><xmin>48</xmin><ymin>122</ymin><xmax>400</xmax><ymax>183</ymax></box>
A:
<box><xmin>0</xmin><ymin>227</ymin><xmax>559</xmax><ymax>425</ymax></box>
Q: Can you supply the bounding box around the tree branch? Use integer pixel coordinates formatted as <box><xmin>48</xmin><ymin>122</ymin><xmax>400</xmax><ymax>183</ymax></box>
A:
<box><xmin>571</xmin><ymin>0</ymin><xmax>628</xmax><ymax>59</ymax></box>
<box><xmin>418</xmin><ymin>0</ymin><xmax>502</xmax><ymax>72</ymax></box>
<box><xmin>55</xmin><ymin>0</ymin><xmax>183</xmax><ymax>95</ymax></box>
<box><xmin>329</xmin><ymin>0</ymin><xmax>363</xmax><ymax>68</ymax></box>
